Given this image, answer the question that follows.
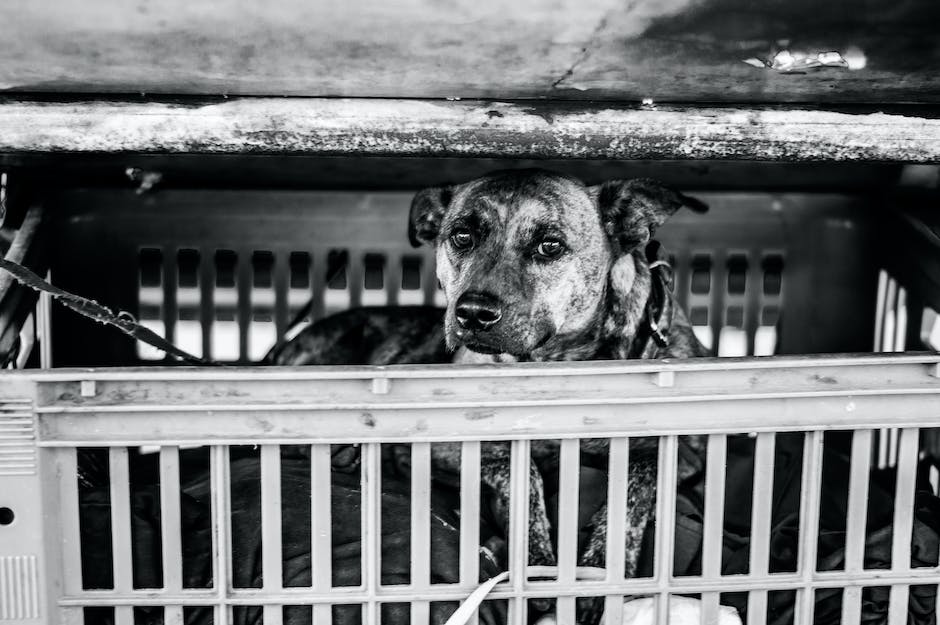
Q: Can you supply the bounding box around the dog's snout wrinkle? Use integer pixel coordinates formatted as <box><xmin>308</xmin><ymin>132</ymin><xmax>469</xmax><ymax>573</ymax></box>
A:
<box><xmin>454</xmin><ymin>292</ymin><xmax>503</xmax><ymax>331</ymax></box>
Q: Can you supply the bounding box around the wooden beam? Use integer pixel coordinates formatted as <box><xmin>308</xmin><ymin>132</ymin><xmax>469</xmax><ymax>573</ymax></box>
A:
<box><xmin>0</xmin><ymin>98</ymin><xmax>938</xmax><ymax>162</ymax></box>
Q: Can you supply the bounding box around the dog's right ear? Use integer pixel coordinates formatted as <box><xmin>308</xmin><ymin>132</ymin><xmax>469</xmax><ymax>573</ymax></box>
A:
<box><xmin>408</xmin><ymin>186</ymin><xmax>454</xmax><ymax>248</ymax></box>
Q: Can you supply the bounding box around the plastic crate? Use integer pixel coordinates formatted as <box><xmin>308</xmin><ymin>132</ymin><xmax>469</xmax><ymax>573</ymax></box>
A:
<box><xmin>44</xmin><ymin>189</ymin><xmax>880</xmax><ymax>367</ymax></box>
<box><xmin>1</xmin><ymin>183</ymin><xmax>939</xmax><ymax>625</ymax></box>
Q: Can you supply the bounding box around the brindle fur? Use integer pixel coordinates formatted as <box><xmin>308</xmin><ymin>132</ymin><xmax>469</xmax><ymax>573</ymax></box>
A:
<box><xmin>271</xmin><ymin>169</ymin><xmax>709</xmax><ymax>624</ymax></box>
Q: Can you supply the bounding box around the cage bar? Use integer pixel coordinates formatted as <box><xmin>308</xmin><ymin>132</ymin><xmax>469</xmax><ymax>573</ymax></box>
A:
<box><xmin>886</xmin><ymin>428</ymin><xmax>920</xmax><ymax>625</ymax></box>
<box><xmin>555</xmin><ymin>437</ymin><xmax>581</xmax><ymax>623</ymax></box>
<box><xmin>210</xmin><ymin>445</ymin><xmax>232</xmax><ymax>625</ymax></box>
<box><xmin>363</xmin><ymin>443</ymin><xmax>381</xmax><ymax>625</ymax></box>
<box><xmin>701</xmin><ymin>433</ymin><xmax>727</xmax><ymax>625</ymax></box>
<box><xmin>654</xmin><ymin>436</ymin><xmax>679</xmax><ymax>625</ymax></box>
<box><xmin>458</xmin><ymin>440</ymin><xmax>481</xmax><ymax>625</ymax></box>
<box><xmin>310</xmin><ymin>443</ymin><xmax>333</xmax><ymax>625</ymax></box>
<box><xmin>750</xmin><ymin>433</ymin><xmax>776</xmax><ymax>577</ymax></box>
<box><xmin>108</xmin><ymin>448</ymin><xmax>133</xmax><ymax>594</ymax></box>
<box><xmin>845</xmin><ymin>430</ymin><xmax>873</xmax><ymax>574</ymax></box>
<box><xmin>603</xmin><ymin>436</ymin><xmax>629</xmax><ymax>625</ymax></box>
<box><xmin>261</xmin><ymin>445</ymin><xmax>284</xmax><ymax>625</ymax></box>
<box><xmin>796</xmin><ymin>431</ymin><xmax>824</xmax><ymax>624</ymax></box>
<box><xmin>702</xmin><ymin>434</ymin><xmax>727</xmax><ymax>579</ymax></box>
<box><xmin>410</xmin><ymin>441</ymin><xmax>432</xmax><ymax>623</ymax></box>
<box><xmin>159</xmin><ymin>447</ymin><xmax>183</xmax><ymax>593</ymax></box>
<box><xmin>509</xmin><ymin>439</ymin><xmax>530</xmax><ymax>625</ymax></box>
<box><xmin>55</xmin><ymin>448</ymin><xmax>82</xmax><ymax>598</ymax></box>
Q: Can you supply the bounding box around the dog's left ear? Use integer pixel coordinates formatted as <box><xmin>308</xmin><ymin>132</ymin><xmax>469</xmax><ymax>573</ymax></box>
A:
<box><xmin>408</xmin><ymin>186</ymin><xmax>454</xmax><ymax>248</ymax></box>
<box><xmin>592</xmin><ymin>179</ymin><xmax>708</xmax><ymax>253</ymax></box>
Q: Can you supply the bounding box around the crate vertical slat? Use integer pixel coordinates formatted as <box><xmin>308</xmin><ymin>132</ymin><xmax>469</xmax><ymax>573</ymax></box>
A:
<box><xmin>654</xmin><ymin>436</ymin><xmax>679</xmax><ymax>625</ymax></box>
<box><xmin>211</xmin><ymin>445</ymin><xmax>232</xmax><ymax>625</ymax></box>
<box><xmin>702</xmin><ymin>434</ymin><xmax>727</xmax><ymax>578</ymax></box>
<box><xmin>310</xmin><ymin>250</ymin><xmax>327</xmax><ymax>322</ymax></box>
<box><xmin>165</xmin><ymin>604</ymin><xmax>184</xmax><ymax>625</ymax></box>
<box><xmin>310</xmin><ymin>444</ymin><xmax>333</xmax><ymax>625</ymax></box>
<box><xmin>236</xmin><ymin>249</ymin><xmax>251</xmax><ymax>362</ymax></box>
<box><xmin>797</xmin><ymin>431</ymin><xmax>824</xmax><ymax>625</ymax></box>
<box><xmin>556</xmin><ymin>437</ymin><xmax>581</xmax><ymax>623</ymax></box>
<box><xmin>842</xmin><ymin>586</ymin><xmax>863</xmax><ymax>625</ymax></box>
<box><xmin>701</xmin><ymin>434</ymin><xmax>727</xmax><ymax>625</ymax></box>
<box><xmin>199</xmin><ymin>247</ymin><xmax>214</xmax><ymax>361</ymax></box>
<box><xmin>874</xmin><ymin>270</ymin><xmax>889</xmax><ymax>352</ymax></box>
<box><xmin>261</xmin><ymin>445</ymin><xmax>284</xmax><ymax>625</ymax></box>
<box><xmin>710</xmin><ymin>250</ymin><xmax>728</xmax><ymax>356</ymax></box>
<box><xmin>115</xmin><ymin>605</ymin><xmax>134</xmax><ymax>625</ymax></box>
<box><xmin>509</xmin><ymin>439</ymin><xmax>530</xmax><ymax>625</ymax></box>
<box><xmin>108</xmin><ymin>448</ymin><xmax>134</xmax><ymax>594</ymax></box>
<box><xmin>750</xmin><ymin>433</ymin><xmax>776</xmax><ymax>575</ymax></box>
<box><xmin>348</xmin><ymin>253</ymin><xmax>363</xmax><ymax>310</ymax></box>
<box><xmin>842</xmin><ymin>429</ymin><xmax>874</xmax><ymax>625</ymax></box>
<box><xmin>422</xmin><ymin>254</ymin><xmax>442</xmax><ymax>307</ymax></box>
<box><xmin>891</xmin><ymin>428</ymin><xmax>919</xmax><ymax>569</ymax></box>
<box><xmin>887</xmin><ymin>428</ymin><xmax>920</xmax><ymax>625</ymax></box>
<box><xmin>747</xmin><ymin>432</ymin><xmax>775</xmax><ymax>625</ymax></box>
<box><xmin>459</xmin><ymin>442</ymin><xmax>482</xmax><ymax>625</ymax></box>
<box><xmin>745</xmin><ymin>249</ymin><xmax>763</xmax><ymax>356</ymax></box>
<box><xmin>162</xmin><ymin>249</ymin><xmax>178</xmax><ymax>351</ymax></box>
<box><xmin>746</xmin><ymin>591</ymin><xmax>768</xmax><ymax>625</ymax></box>
<box><xmin>386</xmin><ymin>253</ymin><xmax>402</xmax><ymax>307</ymax></box>
<box><xmin>410</xmin><ymin>441</ymin><xmax>432</xmax><ymax>624</ymax></box>
<box><xmin>701</xmin><ymin>593</ymin><xmax>721</xmax><ymax>625</ymax></box>
<box><xmin>603</xmin><ymin>436</ymin><xmax>629</xmax><ymax>625</ymax></box>
<box><xmin>557</xmin><ymin>439</ymin><xmax>581</xmax><ymax>581</ymax></box>
<box><xmin>883</xmin><ymin>279</ymin><xmax>899</xmax><ymax>353</ymax></box>
<box><xmin>159</xmin><ymin>446</ymin><xmax>183</xmax><ymax>622</ymax></box>
<box><xmin>845</xmin><ymin>430</ymin><xmax>874</xmax><ymax>574</ymax></box>
<box><xmin>55</xmin><ymin>448</ymin><xmax>83</xmax><ymax>598</ymax></box>
<box><xmin>274</xmin><ymin>251</ymin><xmax>290</xmax><ymax>339</ymax></box>
<box><xmin>459</xmin><ymin>441</ymin><xmax>481</xmax><ymax>591</ymax></box>
<box><xmin>363</xmin><ymin>442</ymin><xmax>381</xmax><ymax>624</ymax></box>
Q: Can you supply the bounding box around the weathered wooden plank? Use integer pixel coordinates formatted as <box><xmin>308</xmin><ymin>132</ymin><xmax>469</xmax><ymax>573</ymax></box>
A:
<box><xmin>0</xmin><ymin>98</ymin><xmax>938</xmax><ymax>162</ymax></box>
<box><xmin>2</xmin><ymin>0</ymin><xmax>939</xmax><ymax>103</ymax></box>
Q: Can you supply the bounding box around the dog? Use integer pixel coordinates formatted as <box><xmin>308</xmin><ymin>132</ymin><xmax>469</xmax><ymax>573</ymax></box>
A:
<box><xmin>270</xmin><ymin>169</ymin><xmax>709</xmax><ymax>623</ymax></box>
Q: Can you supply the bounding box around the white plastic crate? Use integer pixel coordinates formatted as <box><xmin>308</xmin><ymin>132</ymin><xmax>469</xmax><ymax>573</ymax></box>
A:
<box><xmin>1</xmin><ymin>355</ymin><xmax>940</xmax><ymax>625</ymax></box>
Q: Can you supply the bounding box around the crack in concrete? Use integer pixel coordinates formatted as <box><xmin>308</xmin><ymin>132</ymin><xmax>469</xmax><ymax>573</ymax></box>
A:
<box><xmin>550</xmin><ymin>10</ymin><xmax>614</xmax><ymax>89</ymax></box>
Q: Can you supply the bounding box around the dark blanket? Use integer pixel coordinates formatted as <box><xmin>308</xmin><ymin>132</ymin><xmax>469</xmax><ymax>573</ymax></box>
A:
<box><xmin>632</xmin><ymin>433</ymin><xmax>940</xmax><ymax>625</ymax></box>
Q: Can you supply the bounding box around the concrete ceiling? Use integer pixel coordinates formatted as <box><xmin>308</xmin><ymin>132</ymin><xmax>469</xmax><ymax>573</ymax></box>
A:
<box><xmin>3</xmin><ymin>0</ymin><xmax>939</xmax><ymax>102</ymax></box>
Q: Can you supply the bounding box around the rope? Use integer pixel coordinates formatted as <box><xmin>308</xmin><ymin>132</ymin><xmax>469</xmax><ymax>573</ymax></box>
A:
<box><xmin>442</xmin><ymin>571</ymin><xmax>509</xmax><ymax>625</ymax></box>
<box><xmin>0</xmin><ymin>256</ymin><xmax>217</xmax><ymax>366</ymax></box>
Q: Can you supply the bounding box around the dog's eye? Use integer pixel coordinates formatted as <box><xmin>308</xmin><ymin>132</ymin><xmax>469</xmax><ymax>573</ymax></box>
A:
<box><xmin>536</xmin><ymin>239</ymin><xmax>565</xmax><ymax>259</ymax></box>
<box><xmin>450</xmin><ymin>229</ymin><xmax>474</xmax><ymax>250</ymax></box>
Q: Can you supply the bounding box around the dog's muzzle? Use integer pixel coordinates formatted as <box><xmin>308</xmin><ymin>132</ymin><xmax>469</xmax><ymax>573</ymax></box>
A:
<box><xmin>454</xmin><ymin>292</ymin><xmax>502</xmax><ymax>332</ymax></box>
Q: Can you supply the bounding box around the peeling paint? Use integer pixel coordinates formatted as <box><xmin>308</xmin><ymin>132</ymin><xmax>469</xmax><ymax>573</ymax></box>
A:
<box><xmin>0</xmin><ymin>98</ymin><xmax>937</xmax><ymax>162</ymax></box>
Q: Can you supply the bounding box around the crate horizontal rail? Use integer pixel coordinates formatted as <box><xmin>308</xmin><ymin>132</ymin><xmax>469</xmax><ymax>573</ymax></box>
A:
<box><xmin>0</xmin><ymin>98</ymin><xmax>939</xmax><ymax>162</ymax></box>
<box><xmin>6</xmin><ymin>354</ymin><xmax>939</xmax><ymax>446</ymax></box>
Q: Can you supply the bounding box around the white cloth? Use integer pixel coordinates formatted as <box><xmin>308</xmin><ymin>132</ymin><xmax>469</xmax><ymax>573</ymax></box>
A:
<box><xmin>532</xmin><ymin>596</ymin><xmax>742</xmax><ymax>625</ymax></box>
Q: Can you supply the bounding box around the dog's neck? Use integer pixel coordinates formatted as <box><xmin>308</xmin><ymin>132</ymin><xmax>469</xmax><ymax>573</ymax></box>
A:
<box><xmin>453</xmin><ymin>251</ymin><xmax>661</xmax><ymax>364</ymax></box>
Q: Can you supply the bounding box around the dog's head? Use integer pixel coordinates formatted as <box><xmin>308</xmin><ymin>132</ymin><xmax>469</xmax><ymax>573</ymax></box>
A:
<box><xmin>409</xmin><ymin>169</ymin><xmax>706</xmax><ymax>359</ymax></box>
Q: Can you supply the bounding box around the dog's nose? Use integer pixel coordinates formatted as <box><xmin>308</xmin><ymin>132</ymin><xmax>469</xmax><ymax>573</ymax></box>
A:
<box><xmin>455</xmin><ymin>292</ymin><xmax>503</xmax><ymax>331</ymax></box>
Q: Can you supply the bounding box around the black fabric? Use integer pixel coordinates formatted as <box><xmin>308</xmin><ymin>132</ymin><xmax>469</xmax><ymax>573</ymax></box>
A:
<box><xmin>633</xmin><ymin>434</ymin><xmax>940</xmax><ymax>625</ymax></box>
